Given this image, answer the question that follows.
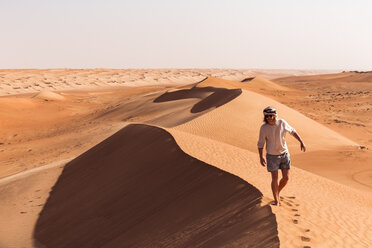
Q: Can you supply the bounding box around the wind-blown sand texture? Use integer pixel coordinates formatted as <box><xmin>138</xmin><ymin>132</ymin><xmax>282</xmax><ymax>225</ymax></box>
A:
<box><xmin>0</xmin><ymin>70</ymin><xmax>371</xmax><ymax>247</ymax></box>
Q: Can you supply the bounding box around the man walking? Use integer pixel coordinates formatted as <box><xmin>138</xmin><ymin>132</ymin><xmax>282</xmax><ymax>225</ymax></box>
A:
<box><xmin>258</xmin><ymin>106</ymin><xmax>306</xmax><ymax>206</ymax></box>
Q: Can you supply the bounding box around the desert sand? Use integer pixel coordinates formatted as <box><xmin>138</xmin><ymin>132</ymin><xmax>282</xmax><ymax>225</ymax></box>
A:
<box><xmin>0</xmin><ymin>69</ymin><xmax>335</xmax><ymax>96</ymax></box>
<box><xmin>0</xmin><ymin>69</ymin><xmax>371</xmax><ymax>247</ymax></box>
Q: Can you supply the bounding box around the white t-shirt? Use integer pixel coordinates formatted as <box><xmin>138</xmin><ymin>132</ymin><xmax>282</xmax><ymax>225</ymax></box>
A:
<box><xmin>257</xmin><ymin>119</ymin><xmax>296</xmax><ymax>155</ymax></box>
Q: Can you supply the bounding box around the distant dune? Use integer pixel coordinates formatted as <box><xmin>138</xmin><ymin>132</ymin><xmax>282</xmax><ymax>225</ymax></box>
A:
<box><xmin>33</xmin><ymin>90</ymin><xmax>65</xmax><ymax>101</ymax></box>
<box><xmin>0</xmin><ymin>68</ymin><xmax>335</xmax><ymax>96</ymax></box>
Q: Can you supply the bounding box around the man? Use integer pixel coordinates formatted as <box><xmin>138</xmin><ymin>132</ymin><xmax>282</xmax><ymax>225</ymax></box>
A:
<box><xmin>257</xmin><ymin>106</ymin><xmax>306</xmax><ymax>206</ymax></box>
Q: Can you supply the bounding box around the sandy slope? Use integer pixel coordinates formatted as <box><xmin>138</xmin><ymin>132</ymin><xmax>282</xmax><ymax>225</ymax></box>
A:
<box><xmin>170</xmin><ymin>77</ymin><xmax>372</xmax><ymax>192</ymax></box>
<box><xmin>272</xmin><ymin>71</ymin><xmax>372</xmax><ymax>147</ymax></box>
<box><xmin>0</xmin><ymin>125</ymin><xmax>279</xmax><ymax>248</ymax></box>
<box><xmin>0</xmin><ymin>85</ymin><xmax>170</xmax><ymax>178</ymax></box>
<box><xmin>270</xmin><ymin>72</ymin><xmax>372</xmax><ymax>192</ymax></box>
<box><xmin>33</xmin><ymin>124</ymin><xmax>279</xmax><ymax>248</ymax></box>
<box><xmin>168</xmin><ymin>128</ymin><xmax>372</xmax><ymax>248</ymax></box>
<box><xmin>0</xmin><ymin>71</ymin><xmax>371</xmax><ymax>247</ymax></box>
<box><xmin>0</xmin><ymin>160</ymin><xmax>67</xmax><ymax>248</ymax></box>
<box><xmin>175</xmin><ymin>77</ymin><xmax>357</xmax><ymax>153</ymax></box>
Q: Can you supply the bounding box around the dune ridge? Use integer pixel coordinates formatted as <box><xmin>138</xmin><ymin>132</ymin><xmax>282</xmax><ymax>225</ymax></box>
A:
<box><xmin>197</xmin><ymin>76</ymin><xmax>292</xmax><ymax>92</ymax></box>
<box><xmin>175</xmin><ymin>77</ymin><xmax>358</xmax><ymax>153</ymax></box>
<box><xmin>168</xmin><ymin>127</ymin><xmax>372</xmax><ymax>247</ymax></box>
<box><xmin>33</xmin><ymin>90</ymin><xmax>65</xmax><ymax>101</ymax></box>
<box><xmin>33</xmin><ymin>124</ymin><xmax>279</xmax><ymax>248</ymax></box>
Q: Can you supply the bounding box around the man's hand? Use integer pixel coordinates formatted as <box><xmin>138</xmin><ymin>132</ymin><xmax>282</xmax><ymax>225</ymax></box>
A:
<box><xmin>300</xmin><ymin>142</ymin><xmax>306</xmax><ymax>152</ymax></box>
<box><xmin>293</xmin><ymin>132</ymin><xmax>306</xmax><ymax>152</ymax></box>
<box><xmin>260</xmin><ymin>157</ymin><xmax>266</xmax><ymax>167</ymax></box>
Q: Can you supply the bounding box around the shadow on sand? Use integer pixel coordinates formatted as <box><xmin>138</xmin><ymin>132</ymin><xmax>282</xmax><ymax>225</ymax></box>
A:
<box><xmin>34</xmin><ymin>124</ymin><xmax>279</xmax><ymax>248</ymax></box>
<box><xmin>154</xmin><ymin>86</ymin><xmax>242</xmax><ymax>113</ymax></box>
<box><xmin>241</xmin><ymin>77</ymin><xmax>255</xmax><ymax>82</ymax></box>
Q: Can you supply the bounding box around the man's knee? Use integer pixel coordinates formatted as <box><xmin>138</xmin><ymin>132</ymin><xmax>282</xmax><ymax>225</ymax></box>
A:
<box><xmin>271</xmin><ymin>172</ymin><xmax>279</xmax><ymax>181</ymax></box>
<box><xmin>282</xmin><ymin>174</ymin><xmax>289</xmax><ymax>181</ymax></box>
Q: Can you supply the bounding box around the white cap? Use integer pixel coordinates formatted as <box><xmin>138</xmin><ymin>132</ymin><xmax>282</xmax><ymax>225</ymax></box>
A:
<box><xmin>263</xmin><ymin>106</ymin><xmax>277</xmax><ymax>116</ymax></box>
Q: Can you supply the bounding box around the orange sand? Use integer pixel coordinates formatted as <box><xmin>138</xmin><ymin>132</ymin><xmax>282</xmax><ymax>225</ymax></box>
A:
<box><xmin>0</xmin><ymin>70</ymin><xmax>371</xmax><ymax>247</ymax></box>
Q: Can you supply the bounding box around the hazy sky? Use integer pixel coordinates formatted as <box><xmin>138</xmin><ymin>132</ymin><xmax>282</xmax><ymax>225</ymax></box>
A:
<box><xmin>1</xmin><ymin>0</ymin><xmax>371</xmax><ymax>70</ymax></box>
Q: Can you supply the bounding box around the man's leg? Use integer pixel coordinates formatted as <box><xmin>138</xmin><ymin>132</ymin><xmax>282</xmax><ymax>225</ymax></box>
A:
<box><xmin>278</xmin><ymin>169</ymin><xmax>289</xmax><ymax>195</ymax></box>
<box><xmin>271</xmin><ymin>171</ymin><xmax>279</xmax><ymax>205</ymax></box>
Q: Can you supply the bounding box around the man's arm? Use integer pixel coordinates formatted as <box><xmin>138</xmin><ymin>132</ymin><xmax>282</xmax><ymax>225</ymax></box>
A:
<box><xmin>258</xmin><ymin>148</ymin><xmax>266</xmax><ymax>166</ymax></box>
<box><xmin>257</xmin><ymin>126</ymin><xmax>266</xmax><ymax>166</ymax></box>
<box><xmin>292</xmin><ymin>132</ymin><xmax>306</xmax><ymax>152</ymax></box>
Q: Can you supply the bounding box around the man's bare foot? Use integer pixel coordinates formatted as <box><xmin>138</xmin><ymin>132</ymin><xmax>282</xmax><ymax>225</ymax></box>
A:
<box><xmin>271</xmin><ymin>201</ymin><xmax>280</xmax><ymax>206</ymax></box>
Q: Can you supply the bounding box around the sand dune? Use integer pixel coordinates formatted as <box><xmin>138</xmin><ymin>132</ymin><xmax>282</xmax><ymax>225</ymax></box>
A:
<box><xmin>168</xmin><ymin>127</ymin><xmax>372</xmax><ymax>248</ymax></box>
<box><xmin>154</xmin><ymin>86</ymin><xmax>242</xmax><ymax>114</ymax></box>
<box><xmin>0</xmin><ymin>85</ymin><xmax>168</xmax><ymax>179</ymax></box>
<box><xmin>0</xmin><ymin>70</ymin><xmax>371</xmax><ymax>247</ymax></box>
<box><xmin>175</xmin><ymin>77</ymin><xmax>357</xmax><ymax>153</ymax></box>
<box><xmin>31</xmin><ymin>124</ymin><xmax>278</xmax><ymax>248</ymax></box>
<box><xmin>169</xmin><ymin>77</ymin><xmax>371</xmax><ymax>191</ymax></box>
<box><xmin>276</xmin><ymin>70</ymin><xmax>372</xmax><ymax>83</ymax></box>
<box><xmin>273</xmin><ymin>71</ymin><xmax>372</xmax><ymax>146</ymax></box>
<box><xmin>271</xmin><ymin>72</ymin><xmax>372</xmax><ymax>192</ymax></box>
<box><xmin>197</xmin><ymin>76</ymin><xmax>291</xmax><ymax>92</ymax></box>
<box><xmin>91</xmin><ymin>81</ymin><xmax>242</xmax><ymax>128</ymax></box>
<box><xmin>33</xmin><ymin>90</ymin><xmax>65</xmax><ymax>101</ymax></box>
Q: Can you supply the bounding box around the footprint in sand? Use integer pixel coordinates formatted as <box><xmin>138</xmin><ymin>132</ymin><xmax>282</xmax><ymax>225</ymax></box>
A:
<box><xmin>282</xmin><ymin>196</ymin><xmax>312</xmax><ymax>246</ymax></box>
<box><xmin>301</xmin><ymin>236</ymin><xmax>311</xmax><ymax>242</ymax></box>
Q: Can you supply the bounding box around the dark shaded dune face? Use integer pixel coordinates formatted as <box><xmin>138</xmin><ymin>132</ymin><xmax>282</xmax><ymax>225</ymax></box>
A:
<box><xmin>241</xmin><ymin>77</ymin><xmax>255</xmax><ymax>82</ymax></box>
<box><xmin>34</xmin><ymin>124</ymin><xmax>279</xmax><ymax>248</ymax></box>
<box><xmin>154</xmin><ymin>86</ymin><xmax>242</xmax><ymax>113</ymax></box>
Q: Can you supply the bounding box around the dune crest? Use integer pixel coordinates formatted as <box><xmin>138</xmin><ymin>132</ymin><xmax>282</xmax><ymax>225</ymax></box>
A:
<box><xmin>174</xmin><ymin>77</ymin><xmax>357</xmax><ymax>153</ymax></box>
<box><xmin>167</xmin><ymin>127</ymin><xmax>372</xmax><ymax>248</ymax></box>
<box><xmin>154</xmin><ymin>86</ymin><xmax>242</xmax><ymax>113</ymax></box>
<box><xmin>32</xmin><ymin>90</ymin><xmax>65</xmax><ymax>101</ymax></box>
<box><xmin>93</xmin><ymin>80</ymin><xmax>242</xmax><ymax>128</ymax></box>
<box><xmin>196</xmin><ymin>76</ymin><xmax>292</xmax><ymax>92</ymax></box>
